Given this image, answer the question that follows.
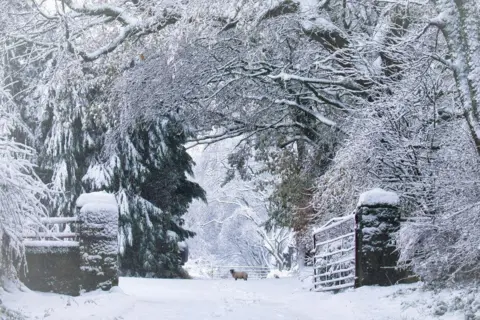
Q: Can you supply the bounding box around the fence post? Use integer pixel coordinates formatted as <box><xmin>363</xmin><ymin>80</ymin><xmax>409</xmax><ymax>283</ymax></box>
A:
<box><xmin>355</xmin><ymin>188</ymin><xmax>408</xmax><ymax>287</ymax></box>
<box><xmin>76</xmin><ymin>192</ymin><xmax>119</xmax><ymax>292</ymax></box>
<box><xmin>313</xmin><ymin>234</ymin><xmax>317</xmax><ymax>289</ymax></box>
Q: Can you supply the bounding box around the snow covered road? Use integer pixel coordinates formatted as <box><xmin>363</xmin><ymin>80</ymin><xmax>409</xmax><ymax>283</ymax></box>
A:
<box><xmin>119</xmin><ymin>277</ymin><xmax>314</xmax><ymax>320</ymax></box>
<box><xmin>2</xmin><ymin>277</ymin><xmax>464</xmax><ymax>319</ymax></box>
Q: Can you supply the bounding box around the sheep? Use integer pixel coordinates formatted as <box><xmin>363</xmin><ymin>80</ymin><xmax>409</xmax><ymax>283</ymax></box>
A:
<box><xmin>230</xmin><ymin>269</ymin><xmax>248</xmax><ymax>281</ymax></box>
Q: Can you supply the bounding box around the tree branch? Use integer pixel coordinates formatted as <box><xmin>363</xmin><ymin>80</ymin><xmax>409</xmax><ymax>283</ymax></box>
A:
<box><xmin>60</xmin><ymin>0</ymin><xmax>180</xmax><ymax>62</ymax></box>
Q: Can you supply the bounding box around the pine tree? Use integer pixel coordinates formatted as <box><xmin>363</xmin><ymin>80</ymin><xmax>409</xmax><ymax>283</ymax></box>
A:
<box><xmin>1</xmin><ymin>15</ymin><xmax>206</xmax><ymax>280</ymax></box>
<box><xmin>83</xmin><ymin>117</ymin><xmax>206</xmax><ymax>278</ymax></box>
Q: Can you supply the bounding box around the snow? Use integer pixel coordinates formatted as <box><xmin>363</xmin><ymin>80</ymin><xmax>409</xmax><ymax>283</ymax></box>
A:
<box><xmin>40</xmin><ymin>217</ymin><xmax>79</xmax><ymax>224</ymax></box>
<box><xmin>167</xmin><ymin>230</ymin><xmax>178</xmax><ymax>241</ymax></box>
<box><xmin>357</xmin><ymin>188</ymin><xmax>400</xmax><ymax>207</ymax></box>
<box><xmin>23</xmin><ymin>240</ymin><xmax>79</xmax><ymax>248</ymax></box>
<box><xmin>75</xmin><ymin>191</ymin><xmax>119</xmax><ymax>264</ymax></box>
<box><xmin>430</xmin><ymin>11</ymin><xmax>448</xmax><ymax>27</ymax></box>
<box><xmin>76</xmin><ymin>192</ymin><xmax>119</xmax><ymax>239</ymax></box>
<box><xmin>178</xmin><ymin>241</ymin><xmax>187</xmax><ymax>250</ymax></box>
<box><xmin>362</xmin><ymin>227</ymin><xmax>380</xmax><ymax>235</ymax></box>
<box><xmin>301</xmin><ymin>17</ymin><xmax>342</xmax><ymax>36</ymax></box>
<box><xmin>80</xmin><ymin>203</ymin><xmax>118</xmax><ymax>229</ymax></box>
<box><xmin>76</xmin><ymin>191</ymin><xmax>117</xmax><ymax>210</ymax></box>
<box><xmin>82</xmin><ymin>161</ymin><xmax>114</xmax><ymax>190</ymax></box>
<box><xmin>312</xmin><ymin>215</ymin><xmax>355</xmax><ymax>236</ymax></box>
<box><xmin>1</xmin><ymin>277</ymin><xmax>467</xmax><ymax>319</ymax></box>
<box><xmin>298</xmin><ymin>0</ymin><xmax>317</xmax><ymax>12</ymax></box>
<box><xmin>266</xmin><ymin>269</ymin><xmax>292</xmax><ymax>279</ymax></box>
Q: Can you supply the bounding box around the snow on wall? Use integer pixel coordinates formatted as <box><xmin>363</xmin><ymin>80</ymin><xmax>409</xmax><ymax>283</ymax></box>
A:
<box><xmin>76</xmin><ymin>192</ymin><xmax>118</xmax><ymax>241</ymax></box>
<box><xmin>356</xmin><ymin>196</ymin><xmax>407</xmax><ymax>286</ymax></box>
<box><xmin>76</xmin><ymin>191</ymin><xmax>117</xmax><ymax>210</ymax></box>
<box><xmin>79</xmin><ymin>203</ymin><xmax>118</xmax><ymax>239</ymax></box>
<box><xmin>357</xmin><ymin>188</ymin><xmax>399</xmax><ymax>208</ymax></box>
<box><xmin>77</xmin><ymin>193</ymin><xmax>118</xmax><ymax>257</ymax></box>
<box><xmin>23</xmin><ymin>240</ymin><xmax>79</xmax><ymax>248</ymax></box>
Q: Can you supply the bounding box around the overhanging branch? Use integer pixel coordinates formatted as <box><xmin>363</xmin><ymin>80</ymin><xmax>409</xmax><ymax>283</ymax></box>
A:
<box><xmin>61</xmin><ymin>0</ymin><xmax>180</xmax><ymax>62</ymax></box>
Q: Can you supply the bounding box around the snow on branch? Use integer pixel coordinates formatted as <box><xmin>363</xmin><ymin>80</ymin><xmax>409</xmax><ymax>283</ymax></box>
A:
<box><xmin>273</xmin><ymin>99</ymin><xmax>339</xmax><ymax>129</ymax></box>
<box><xmin>61</xmin><ymin>1</ymin><xmax>180</xmax><ymax>62</ymax></box>
<box><xmin>268</xmin><ymin>71</ymin><xmax>364</xmax><ymax>91</ymax></box>
<box><xmin>18</xmin><ymin>1</ymin><xmax>181</xmax><ymax>64</ymax></box>
<box><xmin>256</xmin><ymin>0</ymin><xmax>299</xmax><ymax>24</ymax></box>
<box><xmin>0</xmin><ymin>137</ymin><xmax>48</xmax><ymax>279</ymax></box>
<box><xmin>62</xmin><ymin>1</ymin><xmax>139</xmax><ymax>26</ymax></box>
<box><xmin>301</xmin><ymin>17</ymin><xmax>349</xmax><ymax>51</ymax></box>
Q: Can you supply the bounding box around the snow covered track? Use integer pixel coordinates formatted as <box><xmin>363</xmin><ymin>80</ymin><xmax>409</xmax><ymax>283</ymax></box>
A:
<box><xmin>2</xmin><ymin>277</ymin><xmax>460</xmax><ymax>320</ymax></box>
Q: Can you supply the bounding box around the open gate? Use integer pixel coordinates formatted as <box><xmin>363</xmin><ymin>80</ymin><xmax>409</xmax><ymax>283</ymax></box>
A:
<box><xmin>312</xmin><ymin>214</ymin><xmax>356</xmax><ymax>292</ymax></box>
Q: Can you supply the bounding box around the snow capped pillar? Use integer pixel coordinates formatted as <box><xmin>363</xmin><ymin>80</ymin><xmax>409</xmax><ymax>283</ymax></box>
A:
<box><xmin>76</xmin><ymin>191</ymin><xmax>119</xmax><ymax>292</ymax></box>
<box><xmin>355</xmin><ymin>188</ymin><xmax>408</xmax><ymax>287</ymax></box>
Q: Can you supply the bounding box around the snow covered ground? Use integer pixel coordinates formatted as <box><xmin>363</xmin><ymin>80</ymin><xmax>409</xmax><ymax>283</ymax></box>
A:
<box><xmin>1</xmin><ymin>277</ymin><xmax>467</xmax><ymax>319</ymax></box>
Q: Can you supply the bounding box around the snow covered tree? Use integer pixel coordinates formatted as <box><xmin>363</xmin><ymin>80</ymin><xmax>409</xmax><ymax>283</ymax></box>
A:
<box><xmin>0</xmin><ymin>87</ymin><xmax>48</xmax><ymax>283</ymax></box>
<box><xmin>0</xmin><ymin>0</ymin><xmax>216</xmax><ymax>278</ymax></box>
<box><xmin>6</xmin><ymin>0</ymin><xmax>480</xmax><ymax>285</ymax></box>
<box><xmin>84</xmin><ymin>116</ymin><xmax>206</xmax><ymax>278</ymax></box>
<box><xmin>107</xmin><ymin>6</ymin><xmax>345</xmax><ymax>268</ymax></box>
<box><xmin>185</xmin><ymin>138</ymin><xmax>294</xmax><ymax>270</ymax></box>
<box><xmin>307</xmin><ymin>0</ymin><xmax>480</xmax><ymax>284</ymax></box>
<box><xmin>395</xmin><ymin>0</ymin><xmax>480</xmax><ymax>283</ymax></box>
<box><xmin>428</xmin><ymin>0</ymin><xmax>480</xmax><ymax>155</ymax></box>
<box><xmin>114</xmin><ymin>0</ymin><xmax>428</xmax><ymax>269</ymax></box>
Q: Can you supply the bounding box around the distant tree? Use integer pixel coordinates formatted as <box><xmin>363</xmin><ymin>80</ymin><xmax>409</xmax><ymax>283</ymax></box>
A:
<box><xmin>185</xmin><ymin>139</ymin><xmax>294</xmax><ymax>270</ymax></box>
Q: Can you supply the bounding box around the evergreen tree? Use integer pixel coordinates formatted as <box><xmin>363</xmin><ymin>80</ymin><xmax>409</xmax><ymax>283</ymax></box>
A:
<box><xmin>84</xmin><ymin>117</ymin><xmax>206</xmax><ymax>278</ymax></box>
<box><xmin>2</xmin><ymin>21</ymin><xmax>205</xmax><ymax>278</ymax></box>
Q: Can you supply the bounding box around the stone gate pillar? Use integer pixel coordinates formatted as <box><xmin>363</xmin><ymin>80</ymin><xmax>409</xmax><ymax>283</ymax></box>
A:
<box><xmin>355</xmin><ymin>188</ymin><xmax>408</xmax><ymax>287</ymax></box>
<box><xmin>76</xmin><ymin>191</ymin><xmax>119</xmax><ymax>292</ymax></box>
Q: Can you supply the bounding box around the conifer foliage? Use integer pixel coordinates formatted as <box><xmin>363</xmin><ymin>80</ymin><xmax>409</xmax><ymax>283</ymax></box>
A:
<box><xmin>90</xmin><ymin>118</ymin><xmax>206</xmax><ymax>278</ymax></box>
<box><xmin>0</xmin><ymin>0</ymin><xmax>207</xmax><ymax>279</ymax></box>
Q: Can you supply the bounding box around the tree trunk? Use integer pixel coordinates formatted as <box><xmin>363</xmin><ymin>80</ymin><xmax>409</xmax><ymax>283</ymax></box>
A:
<box><xmin>433</xmin><ymin>0</ymin><xmax>480</xmax><ymax>155</ymax></box>
<box><xmin>296</xmin><ymin>240</ymin><xmax>305</xmax><ymax>271</ymax></box>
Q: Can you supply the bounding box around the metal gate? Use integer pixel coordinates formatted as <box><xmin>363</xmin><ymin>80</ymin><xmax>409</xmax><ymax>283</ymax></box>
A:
<box><xmin>210</xmin><ymin>266</ymin><xmax>270</xmax><ymax>280</ymax></box>
<box><xmin>312</xmin><ymin>214</ymin><xmax>356</xmax><ymax>292</ymax></box>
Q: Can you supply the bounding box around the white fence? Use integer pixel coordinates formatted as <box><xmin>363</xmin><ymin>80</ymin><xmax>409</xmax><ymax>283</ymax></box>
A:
<box><xmin>208</xmin><ymin>266</ymin><xmax>270</xmax><ymax>280</ymax></box>
<box><xmin>23</xmin><ymin>217</ymin><xmax>79</xmax><ymax>248</ymax></box>
<box><xmin>312</xmin><ymin>214</ymin><xmax>356</xmax><ymax>292</ymax></box>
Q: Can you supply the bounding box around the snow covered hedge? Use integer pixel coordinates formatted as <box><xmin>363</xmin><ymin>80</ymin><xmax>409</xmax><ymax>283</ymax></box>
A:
<box><xmin>397</xmin><ymin>206</ymin><xmax>480</xmax><ymax>284</ymax></box>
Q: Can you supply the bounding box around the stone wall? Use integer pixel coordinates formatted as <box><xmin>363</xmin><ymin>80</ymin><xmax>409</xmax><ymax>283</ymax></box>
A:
<box><xmin>76</xmin><ymin>192</ymin><xmax>119</xmax><ymax>292</ymax></box>
<box><xmin>355</xmin><ymin>188</ymin><xmax>410</xmax><ymax>287</ymax></box>
<box><xmin>20</xmin><ymin>246</ymin><xmax>81</xmax><ymax>296</ymax></box>
<box><xmin>21</xmin><ymin>191</ymin><xmax>119</xmax><ymax>296</ymax></box>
